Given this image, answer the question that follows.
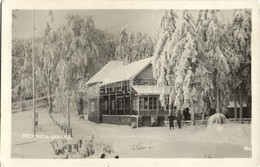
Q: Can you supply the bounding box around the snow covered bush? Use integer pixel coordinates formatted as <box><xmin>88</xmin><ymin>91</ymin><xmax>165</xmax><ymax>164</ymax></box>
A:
<box><xmin>207</xmin><ymin>113</ymin><xmax>227</xmax><ymax>125</ymax></box>
<box><xmin>77</xmin><ymin>135</ymin><xmax>115</xmax><ymax>158</ymax></box>
<box><xmin>94</xmin><ymin>141</ymin><xmax>114</xmax><ymax>156</ymax></box>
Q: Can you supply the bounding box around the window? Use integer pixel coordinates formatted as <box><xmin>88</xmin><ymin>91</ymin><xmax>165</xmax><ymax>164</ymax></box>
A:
<box><xmin>104</xmin><ymin>100</ymin><xmax>108</xmax><ymax>111</ymax></box>
<box><xmin>153</xmin><ymin>97</ymin><xmax>158</xmax><ymax>109</ymax></box>
<box><xmin>149</xmin><ymin>97</ymin><xmax>158</xmax><ymax>109</ymax></box>
<box><xmin>104</xmin><ymin>87</ymin><xmax>109</xmax><ymax>94</ymax></box>
<box><xmin>132</xmin><ymin>99</ymin><xmax>138</xmax><ymax>110</ymax></box>
<box><xmin>144</xmin><ymin>97</ymin><xmax>148</xmax><ymax>109</ymax></box>
<box><xmin>112</xmin><ymin>87</ymin><xmax>115</xmax><ymax>93</ymax></box>
<box><xmin>149</xmin><ymin>97</ymin><xmax>153</xmax><ymax>109</ymax></box>
<box><xmin>91</xmin><ymin>102</ymin><xmax>95</xmax><ymax>112</ymax></box>
<box><xmin>112</xmin><ymin>99</ymin><xmax>115</xmax><ymax>110</ymax></box>
<box><xmin>140</xmin><ymin>97</ymin><xmax>144</xmax><ymax>109</ymax></box>
<box><xmin>139</xmin><ymin>96</ymin><xmax>158</xmax><ymax>110</ymax></box>
<box><xmin>117</xmin><ymin>99</ymin><xmax>123</xmax><ymax>110</ymax></box>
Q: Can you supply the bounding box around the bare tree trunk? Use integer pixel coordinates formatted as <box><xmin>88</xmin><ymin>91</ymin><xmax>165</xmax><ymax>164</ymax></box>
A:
<box><xmin>67</xmin><ymin>96</ymin><xmax>70</xmax><ymax>130</ymax></box>
<box><xmin>234</xmin><ymin>91</ymin><xmax>237</xmax><ymax>121</ymax></box>
<box><xmin>168</xmin><ymin>103</ymin><xmax>171</xmax><ymax>115</ymax></box>
<box><xmin>216</xmin><ymin>86</ymin><xmax>220</xmax><ymax>113</ymax></box>
<box><xmin>21</xmin><ymin>96</ymin><xmax>24</xmax><ymax>112</ymax></box>
<box><xmin>247</xmin><ymin>96</ymin><xmax>251</xmax><ymax>118</ymax></box>
<box><xmin>48</xmin><ymin>90</ymin><xmax>52</xmax><ymax>112</ymax></box>
<box><xmin>191</xmin><ymin>105</ymin><xmax>195</xmax><ymax>125</ymax></box>
<box><xmin>191</xmin><ymin>111</ymin><xmax>195</xmax><ymax>125</ymax></box>
<box><xmin>239</xmin><ymin>84</ymin><xmax>243</xmax><ymax>123</ymax></box>
<box><xmin>202</xmin><ymin>112</ymin><xmax>205</xmax><ymax>121</ymax></box>
<box><xmin>48</xmin><ymin>77</ymin><xmax>52</xmax><ymax>113</ymax></box>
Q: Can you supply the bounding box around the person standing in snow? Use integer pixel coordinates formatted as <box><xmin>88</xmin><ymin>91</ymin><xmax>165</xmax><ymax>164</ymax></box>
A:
<box><xmin>168</xmin><ymin>112</ymin><xmax>174</xmax><ymax>130</ymax></box>
<box><xmin>177</xmin><ymin>110</ymin><xmax>182</xmax><ymax>129</ymax></box>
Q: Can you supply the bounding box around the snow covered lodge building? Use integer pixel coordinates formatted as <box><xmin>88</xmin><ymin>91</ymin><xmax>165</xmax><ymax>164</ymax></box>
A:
<box><xmin>85</xmin><ymin>57</ymin><xmax>251</xmax><ymax>127</ymax></box>
<box><xmin>85</xmin><ymin>57</ymin><xmax>171</xmax><ymax>127</ymax></box>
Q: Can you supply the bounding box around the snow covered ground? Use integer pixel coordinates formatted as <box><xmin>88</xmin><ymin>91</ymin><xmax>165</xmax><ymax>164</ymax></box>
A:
<box><xmin>11</xmin><ymin>107</ymin><xmax>251</xmax><ymax>158</ymax></box>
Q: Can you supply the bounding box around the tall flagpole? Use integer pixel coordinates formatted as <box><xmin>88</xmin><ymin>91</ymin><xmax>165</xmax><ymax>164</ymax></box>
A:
<box><xmin>32</xmin><ymin>10</ymin><xmax>36</xmax><ymax>136</ymax></box>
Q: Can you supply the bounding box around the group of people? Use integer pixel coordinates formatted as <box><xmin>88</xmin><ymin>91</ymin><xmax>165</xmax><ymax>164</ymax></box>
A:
<box><xmin>167</xmin><ymin>106</ymin><xmax>183</xmax><ymax>130</ymax></box>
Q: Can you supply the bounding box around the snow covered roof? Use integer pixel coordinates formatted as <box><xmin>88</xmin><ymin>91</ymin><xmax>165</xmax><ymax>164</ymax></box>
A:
<box><xmin>131</xmin><ymin>85</ymin><xmax>170</xmax><ymax>95</ymax></box>
<box><xmin>87</xmin><ymin>57</ymin><xmax>154</xmax><ymax>86</ymax></box>
<box><xmin>86</xmin><ymin>61</ymin><xmax>123</xmax><ymax>85</ymax></box>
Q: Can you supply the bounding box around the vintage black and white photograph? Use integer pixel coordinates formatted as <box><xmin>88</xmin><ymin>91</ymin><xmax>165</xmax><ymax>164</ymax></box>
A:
<box><xmin>10</xmin><ymin>8</ymin><xmax>253</xmax><ymax>159</ymax></box>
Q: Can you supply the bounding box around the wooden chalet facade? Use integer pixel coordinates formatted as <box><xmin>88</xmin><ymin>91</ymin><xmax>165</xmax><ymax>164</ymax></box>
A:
<box><xmin>86</xmin><ymin>57</ymin><xmax>171</xmax><ymax>127</ymax></box>
<box><xmin>85</xmin><ymin>57</ymin><xmax>251</xmax><ymax>127</ymax></box>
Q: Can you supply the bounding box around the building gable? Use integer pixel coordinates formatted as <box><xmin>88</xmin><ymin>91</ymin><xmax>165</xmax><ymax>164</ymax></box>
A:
<box><xmin>135</xmin><ymin>64</ymin><xmax>154</xmax><ymax>80</ymax></box>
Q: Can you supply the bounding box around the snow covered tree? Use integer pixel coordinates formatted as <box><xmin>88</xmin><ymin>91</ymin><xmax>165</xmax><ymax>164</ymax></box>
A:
<box><xmin>53</xmin><ymin>14</ymin><xmax>112</xmax><ymax>113</ymax></box>
<box><xmin>12</xmin><ymin>14</ymin><xmax>117</xmax><ymax>113</ymax></box>
<box><xmin>197</xmin><ymin>10</ymin><xmax>243</xmax><ymax>114</ymax></box>
<box><xmin>153</xmin><ymin>10</ymin><xmax>204</xmax><ymax>120</ymax></box>
<box><xmin>35</xmin><ymin>25</ymin><xmax>61</xmax><ymax>112</ymax></box>
<box><xmin>166</xmin><ymin>10</ymin><xmax>213</xmax><ymax>124</ymax></box>
<box><xmin>153</xmin><ymin>10</ymin><xmax>242</xmax><ymax>125</ymax></box>
<box><xmin>230</xmin><ymin>9</ymin><xmax>251</xmax><ymax>121</ymax></box>
<box><xmin>128</xmin><ymin>32</ymin><xmax>154</xmax><ymax>62</ymax></box>
<box><xmin>12</xmin><ymin>39</ymin><xmax>33</xmax><ymax>102</ymax></box>
<box><xmin>152</xmin><ymin>10</ymin><xmax>178</xmax><ymax>111</ymax></box>
<box><xmin>115</xmin><ymin>27</ymin><xmax>154</xmax><ymax>64</ymax></box>
<box><xmin>115</xmin><ymin>25</ymin><xmax>129</xmax><ymax>63</ymax></box>
<box><xmin>52</xmin><ymin>15</ymin><xmax>95</xmax><ymax>112</ymax></box>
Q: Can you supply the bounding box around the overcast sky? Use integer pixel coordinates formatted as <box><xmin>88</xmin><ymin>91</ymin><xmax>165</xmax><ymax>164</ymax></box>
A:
<box><xmin>12</xmin><ymin>10</ymin><xmax>235</xmax><ymax>40</ymax></box>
